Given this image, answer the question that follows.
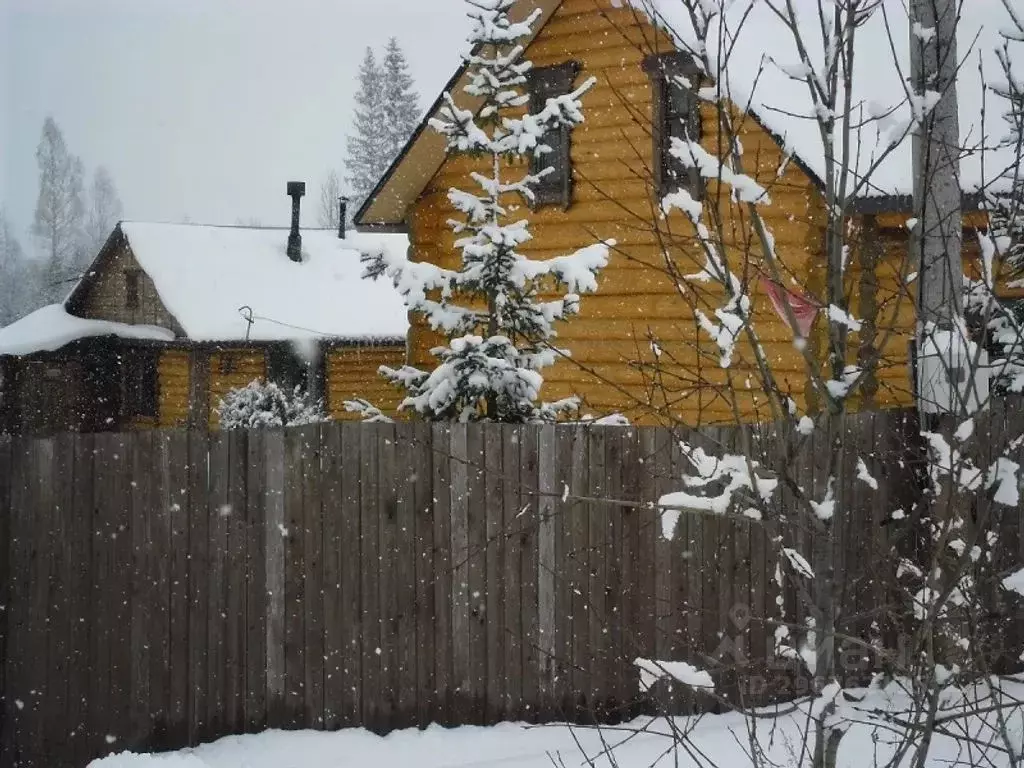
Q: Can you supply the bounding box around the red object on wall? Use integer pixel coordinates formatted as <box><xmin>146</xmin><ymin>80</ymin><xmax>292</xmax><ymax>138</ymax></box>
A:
<box><xmin>759</xmin><ymin>277</ymin><xmax>820</xmax><ymax>337</ymax></box>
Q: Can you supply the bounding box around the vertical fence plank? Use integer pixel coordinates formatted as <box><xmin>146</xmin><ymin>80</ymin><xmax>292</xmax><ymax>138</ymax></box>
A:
<box><xmin>0</xmin><ymin>435</ymin><xmax>11</xmax><ymax>762</ymax></box>
<box><xmin>483</xmin><ymin>423</ymin><xmax>504</xmax><ymax>723</ymax></box>
<box><xmin>68</xmin><ymin>434</ymin><xmax>94</xmax><ymax>764</ymax></box>
<box><xmin>187</xmin><ymin>431</ymin><xmax>210</xmax><ymax>745</ymax></box>
<box><xmin>48</xmin><ymin>434</ymin><xmax>73</xmax><ymax>764</ymax></box>
<box><xmin>282</xmin><ymin>427</ymin><xmax>306</xmax><ymax>728</ymax></box>
<box><xmin>226</xmin><ymin>430</ymin><xmax>249</xmax><ymax>735</ymax></box>
<box><xmin>243</xmin><ymin>429</ymin><xmax>267</xmax><ymax>734</ymax></box>
<box><xmin>359</xmin><ymin>424</ymin><xmax>381</xmax><ymax>730</ymax></box>
<box><xmin>501</xmin><ymin>425</ymin><xmax>522</xmax><ymax>721</ymax></box>
<box><xmin>264</xmin><ymin>430</ymin><xmax>286</xmax><ymax>727</ymax></box>
<box><xmin>320</xmin><ymin>424</ymin><xmax>343</xmax><ymax>731</ymax></box>
<box><xmin>554</xmin><ymin>426</ymin><xmax>575</xmax><ymax>716</ymax></box>
<box><xmin>449</xmin><ymin>424</ymin><xmax>470</xmax><ymax>723</ymax></box>
<box><xmin>520</xmin><ymin>425</ymin><xmax>540</xmax><ymax>723</ymax></box>
<box><xmin>413</xmin><ymin>421</ymin><xmax>435</xmax><ymax>727</ymax></box>
<box><xmin>536</xmin><ymin>425</ymin><xmax>557</xmax><ymax>715</ymax></box>
<box><xmin>129</xmin><ymin>431</ymin><xmax>153</xmax><ymax>750</ymax></box>
<box><xmin>300</xmin><ymin>425</ymin><xmax>324</xmax><ymax>730</ymax></box>
<box><xmin>568</xmin><ymin>427</ymin><xmax>589</xmax><ymax>719</ymax></box>
<box><xmin>167</xmin><ymin>431</ymin><xmax>191</xmax><ymax>745</ymax></box>
<box><xmin>338</xmin><ymin>423</ymin><xmax>362</xmax><ymax>727</ymax></box>
<box><xmin>394</xmin><ymin>424</ymin><xmax>419</xmax><ymax>729</ymax></box>
<box><xmin>466</xmin><ymin>426</ymin><xmax>488</xmax><ymax>721</ymax></box>
<box><xmin>602</xmin><ymin>427</ymin><xmax>625</xmax><ymax>717</ymax></box>
<box><xmin>111</xmin><ymin>434</ymin><xmax>134</xmax><ymax>755</ymax></box>
<box><xmin>206</xmin><ymin>433</ymin><xmax>229</xmax><ymax>737</ymax></box>
<box><xmin>28</xmin><ymin>438</ymin><xmax>53</xmax><ymax>763</ymax></box>
<box><xmin>377</xmin><ymin>422</ymin><xmax>397</xmax><ymax>729</ymax></box>
<box><xmin>431</xmin><ymin>424</ymin><xmax>453</xmax><ymax>726</ymax></box>
<box><xmin>586</xmin><ymin>427</ymin><xmax>607</xmax><ymax>718</ymax></box>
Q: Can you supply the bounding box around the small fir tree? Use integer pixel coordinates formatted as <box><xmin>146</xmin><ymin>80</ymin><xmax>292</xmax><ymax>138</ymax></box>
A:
<box><xmin>345</xmin><ymin>48</ymin><xmax>389</xmax><ymax>210</ymax></box>
<box><xmin>217</xmin><ymin>379</ymin><xmax>328</xmax><ymax>430</ymax></box>
<box><xmin>381</xmin><ymin>37</ymin><xmax>421</xmax><ymax>166</ymax></box>
<box><xmin>351</xmin><ymin>0</ymin><xmax>611</xmax><ymax>423</ymax></box>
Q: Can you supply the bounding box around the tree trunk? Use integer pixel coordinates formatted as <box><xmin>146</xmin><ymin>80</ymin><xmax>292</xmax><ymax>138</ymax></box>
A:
<box><xmin>910</xmin><ymin>0</ymin><xmax>963</xmax><ymax>412</ymax></box>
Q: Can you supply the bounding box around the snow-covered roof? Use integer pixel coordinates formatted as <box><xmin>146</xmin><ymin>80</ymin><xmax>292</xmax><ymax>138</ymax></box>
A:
<box><xmin>0</xmin><ymin>303</ymin><xmax>175</xmax><ymax>357</ymax></box>
<box><xmin>115</xmin><ymin>222</ymin><xmax>410</xmax><ymax>343</ymax></box>
<box><xmin>626</xmin><ymin>0</ymin><xmax>1021</xmax><ymax>198</ymax></box>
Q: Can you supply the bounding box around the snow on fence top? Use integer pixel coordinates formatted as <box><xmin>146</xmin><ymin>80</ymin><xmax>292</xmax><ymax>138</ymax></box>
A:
<box><xmin>0</xmin><ymin>303</ymin><xmax>175</xmax><ymax>356</ymax></box>
<box><xmin>619</xmin><ymin>0</ymin><xmax>1019</xmax><ymax>198</ymax></box>
<box><xmin>118</xmin><ymin>222</ymin><xmax>410</xmax><ymax>343</ymax></box>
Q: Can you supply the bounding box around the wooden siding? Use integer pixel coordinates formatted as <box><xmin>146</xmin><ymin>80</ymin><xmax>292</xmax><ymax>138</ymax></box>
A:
<box><xmin>75</xmin><ymin>239</ymin><xmax>181</xmax><ymax>332</ymax></box>
<box><xmin>158</xmin><ymin>349</ymin><xmax>192</xmax><ymax>428</ymax></box>
<box><xmin>208</xmin><ymin>350</ymin><xmax>267</xmax><ymax>428</ymax></box>
<box><xmin>325</xmin><ymin>346</ymin><xmax>406</xmax><ymax>420</ymax></box>
<box><xmin>406</xmin><ymin>0</ymin><xmax>844</xmax><ymax>424</ymax></box>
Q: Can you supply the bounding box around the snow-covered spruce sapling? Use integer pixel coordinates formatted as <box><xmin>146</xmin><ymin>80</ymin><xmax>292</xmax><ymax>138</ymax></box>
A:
<box><xmin>217</xmin><ymin>379</ymin><xmax>329</xmax><ymax>430</ymax></box>
<box><xmin>349</xmin><ymin>0</ymin><xmax>612</xmax><ymax>423</ymax></box>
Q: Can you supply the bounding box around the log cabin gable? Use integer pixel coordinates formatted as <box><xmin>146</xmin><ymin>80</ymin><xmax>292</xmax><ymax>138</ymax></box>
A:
<box><xmin>65</xmin><ymin>225</ymin><xmax>185</xmax><ymax>337</ymax></box>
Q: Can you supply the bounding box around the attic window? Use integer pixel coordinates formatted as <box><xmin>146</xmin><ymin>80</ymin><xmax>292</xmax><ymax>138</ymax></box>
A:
<box><xmin>125</xmin><ymin>270</ymin><xmax>141</xmax><ymax>311</ymax></box>
<box><xmin>642</xmin><ymin>51</ymin><xmax>704</xmax><ymax>200</ymax></box>
<box><xmin>527</xmin><ymin>61</ymin><xmax>580</xmax><ymax>209</ymax></box>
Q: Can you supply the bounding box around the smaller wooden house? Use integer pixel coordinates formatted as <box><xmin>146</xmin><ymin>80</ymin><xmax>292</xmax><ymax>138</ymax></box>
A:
<box><xmin>0</xmin><ymin>217</ymin><xmax>409</xmax><ymax>435</ymax></box>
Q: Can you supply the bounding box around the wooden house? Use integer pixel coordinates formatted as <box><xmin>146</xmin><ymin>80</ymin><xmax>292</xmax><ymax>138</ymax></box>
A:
<box><xmin>0</xmin><ymin>216</ymin><xmax>409</xmax><ymax>435</ymax></box>
<box><xmin>355</xmin><ymin>0</ymin><xmax>1020</xmax><ymax>424</ymax></box>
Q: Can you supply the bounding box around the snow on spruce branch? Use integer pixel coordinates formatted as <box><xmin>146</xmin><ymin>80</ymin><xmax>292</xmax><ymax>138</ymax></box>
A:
<box><xmin>352</xmin><ymin>0</ymin><xmax>611</xmax><ymax>423</ymax></box>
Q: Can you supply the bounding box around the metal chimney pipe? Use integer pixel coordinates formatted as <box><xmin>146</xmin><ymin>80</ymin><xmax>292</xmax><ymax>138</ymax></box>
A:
<box><xmin>338</xmin><ymin>196</ymin><xmax>349</xmax><ymax>240</ymax></box>
<box><xmin>286</xmin><ymin>181</ymin><xmax>306</xmax><ymax>262</ymax></box>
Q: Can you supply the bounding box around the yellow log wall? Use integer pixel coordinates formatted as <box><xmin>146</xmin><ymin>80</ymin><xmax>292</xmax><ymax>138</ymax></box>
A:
<box><xmin>158</xmin><ymin>349</ymin><xmax>192</xmax><ymax>428</ymax></box>
<box><xmin>404</xmin><ymin>0</ymin><xmax>934</xmax><ymax>424</ymax></box>
<box><xmin>325</xmin><ymin>346</ymin><xmax>406</xmax><ymax>420</ymax></box>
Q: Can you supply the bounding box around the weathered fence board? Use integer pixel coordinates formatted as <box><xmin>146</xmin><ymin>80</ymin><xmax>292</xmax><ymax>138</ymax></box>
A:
<box><xmin>3</xmin><ymin>409</ymin><xmax>1024</xmax><ymax>767</ymax></box>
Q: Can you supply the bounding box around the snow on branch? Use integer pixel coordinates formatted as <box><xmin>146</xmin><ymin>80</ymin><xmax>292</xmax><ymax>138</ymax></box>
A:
<box><xmin>634</xmin><ymin>657</ymin><xmax>714</xmax><ymax>691</ymax></box>
<box><xmin>658</xmin><ymin>442</ymin><xmax>778</xmax><ymax>536</ymax></box>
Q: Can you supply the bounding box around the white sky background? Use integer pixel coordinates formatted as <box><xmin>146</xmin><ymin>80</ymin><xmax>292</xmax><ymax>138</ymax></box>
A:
<box><xmin>1</xmin><ymin>0</ymin><xmax>471</xmax><ymax>247</ymax></box>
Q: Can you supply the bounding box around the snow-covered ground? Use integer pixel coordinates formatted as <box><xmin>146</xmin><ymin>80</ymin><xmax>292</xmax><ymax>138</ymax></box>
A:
<box><xmin>90</xmin><ymin>678</ymin><xmax>1024</xmax><ymax>768</ymax></box>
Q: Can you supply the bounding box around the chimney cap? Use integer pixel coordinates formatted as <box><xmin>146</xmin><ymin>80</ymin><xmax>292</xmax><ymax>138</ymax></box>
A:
<box><xmin>287</xmin><ymin>181</ymin><xmax>306</xmax><ymax>197</ymax></box>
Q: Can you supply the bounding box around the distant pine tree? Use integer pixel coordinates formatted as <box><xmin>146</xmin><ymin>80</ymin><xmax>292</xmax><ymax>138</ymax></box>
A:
<box><xmin>381</xmin><ymin>38</ymin><xmax>421</xmax><ymax>166</ymax></box>
<box><xmin>345</xmin><ymin>48</ymin><xmax>389</xmax><ymax>211</ymax></box>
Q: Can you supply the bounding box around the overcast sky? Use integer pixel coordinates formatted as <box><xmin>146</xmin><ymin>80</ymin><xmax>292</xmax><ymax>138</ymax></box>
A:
<box><xmin>1</xmin><ymin>0</ymin><xmax>471</xmax><ymax>249</ymax></box>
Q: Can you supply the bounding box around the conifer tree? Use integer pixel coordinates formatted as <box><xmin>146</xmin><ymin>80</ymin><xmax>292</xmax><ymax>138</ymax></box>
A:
<box><xmin>350</xmin><ymin>0</ymin><xmax>611</xmax><ymax>423</ymax></box>
<box><xmin>345</xmin><ymin>48</ymin><xmax>389</xmax><ymax>210</ymax></box>
<box><xmin>32</xmin><ymin>116</ymin><xmax>85</xmax><ymax>304</ymax></box>
<box><xmin>381</xmin><ymin>37</ymin><xmax>421</xmax><ymax>166</ymax></box>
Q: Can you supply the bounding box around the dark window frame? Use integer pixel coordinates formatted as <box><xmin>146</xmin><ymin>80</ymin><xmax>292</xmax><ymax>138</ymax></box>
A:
<box><xmin>642</xmin><ymin>51</ymin><xmax>704</xmax><ymax>200</ymax></box>
<box><xmin>125</xmin><ymin>348</ymin><xmax>159</xmax><ymax>420</ymax></box>
<box><xmin>527</xmin><ymin>61</ymin><xmax>581</xmax><ymax>209</ymax></box>
<box><xmin>125</xmin><ymin>269</ymin><xmax>141</xmax><ymax>311</ymax></box>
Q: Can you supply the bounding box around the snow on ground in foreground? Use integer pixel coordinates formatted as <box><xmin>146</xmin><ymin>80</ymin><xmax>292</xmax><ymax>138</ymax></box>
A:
<box><xmin>90</xmin><ymin>679</ymin><xmax>1024</xmax><ymax>768</ymax></box>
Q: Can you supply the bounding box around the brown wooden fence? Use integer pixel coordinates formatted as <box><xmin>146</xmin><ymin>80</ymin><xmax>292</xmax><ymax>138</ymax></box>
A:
<box><xmin>0</xmin><ymin>410</ymin><xmax>1021</xmax><ymax>767</ymax></box>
